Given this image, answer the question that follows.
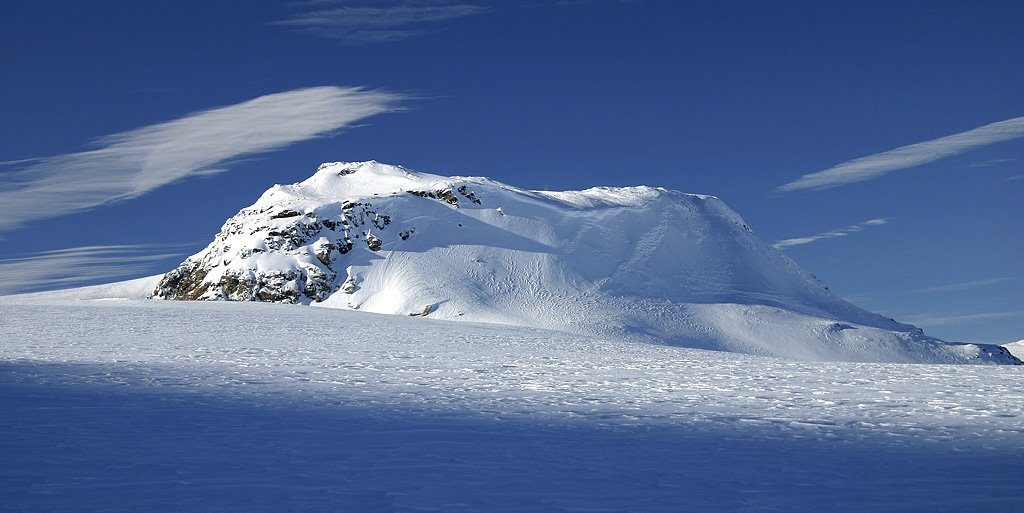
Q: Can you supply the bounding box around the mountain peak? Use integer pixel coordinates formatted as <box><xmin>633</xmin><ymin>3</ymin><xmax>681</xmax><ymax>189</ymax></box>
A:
<box><xmin>304</xmin><ymin>160</ymin><xmax>711</xmax><ymax>211</ymax></box>
<box><xmin>314</xmin><ymin>160</ymin><xmax>407</xmax><ymax>176</ymax></box>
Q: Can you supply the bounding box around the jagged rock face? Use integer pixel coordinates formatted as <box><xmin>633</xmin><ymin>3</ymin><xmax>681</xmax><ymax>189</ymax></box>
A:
<box><xmin>151</xmin><ymin>160</ymin><xmax>1020</xmax><ymax>364</ymax></box>
<box><xmin>153</xmin><ymin>162</ymin><xmax>486</xmax><ymax>304</ymax></box>
<box><xmin>152</xmin><ymin>206</ymin><xmax>338</xmax><ymax>303</ymax></box>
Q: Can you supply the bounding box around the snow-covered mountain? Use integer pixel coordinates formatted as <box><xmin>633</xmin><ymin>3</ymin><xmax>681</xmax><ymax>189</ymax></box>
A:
<box><xmin>152</xmin><ymin>161</ymin><xmax>1019</xmax><ymax>364</ymax></box>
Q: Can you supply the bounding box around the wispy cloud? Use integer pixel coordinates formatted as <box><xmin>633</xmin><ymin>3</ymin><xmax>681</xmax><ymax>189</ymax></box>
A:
<box><xmin>773</xmin><ymin>218</ymin><xmax>888</xmax><ymax>249</ymax></box>
<box><xmin>777</xmin><ymin>116</ymin><xmax>1024</xmax><ymax>192</ymax></box>
<box><xmin>1007</xmin><ymin>174</ymin><xmax>1024</xmax><ymax>181</ymax></box>
<box><xmin>901</xmin><ymin>310</ymin><xmax>1024</xmax><ymax>327</ymax></box>
<box><xmin>274</xmin><ymin>1</ymin><xmax>486</xmax><ymax>44</ymax></box>
<box><xmin>909</xmin><ymin>276</ymin><xmax>1023</xmax><ymax>294</ymax></box>
<box><xmin>969</xmin><ymin>158</ymin><xmax>1016</xmax><ymax>168</ymax></box>
<box><xmin>0</xmin><ymin>244</ymin><xmax>200</xmax><ymax>295</ymax></box>
<box><xmin>0</xmin><ymin>86</ymin><xmax>404</xmax><ymax>233</ymax></box>
<box><xmin>841</xmin><ymin>274</ymin><xmax>1023</xmax><ymax>314</ymax></box>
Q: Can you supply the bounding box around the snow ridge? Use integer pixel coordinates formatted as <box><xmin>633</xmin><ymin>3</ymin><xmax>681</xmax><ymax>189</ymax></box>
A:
<box><xmin>151</xmin><ymin>161</ymin><xmax>1019</xmax><ymax>364</ymax></box>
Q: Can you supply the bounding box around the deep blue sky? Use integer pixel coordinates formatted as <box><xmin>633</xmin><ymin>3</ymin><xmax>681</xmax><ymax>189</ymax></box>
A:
<box><xmin>1</xmin><ymin>0</ymin><xmax>1021</xmax><ymax>342</ymax></box>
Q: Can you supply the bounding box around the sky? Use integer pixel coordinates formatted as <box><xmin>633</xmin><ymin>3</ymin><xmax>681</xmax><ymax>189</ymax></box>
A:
<box><xmin>1</xmin><ymin>0</ymin><xmax>1021</xmax><ymax>343</ymax></box>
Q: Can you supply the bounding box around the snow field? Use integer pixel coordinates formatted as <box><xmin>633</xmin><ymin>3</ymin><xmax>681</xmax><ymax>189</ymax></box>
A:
<box><xmin>1</xmin><ymin>295</ymin><xmax>1021</xmax><ymax>512</ymax></box>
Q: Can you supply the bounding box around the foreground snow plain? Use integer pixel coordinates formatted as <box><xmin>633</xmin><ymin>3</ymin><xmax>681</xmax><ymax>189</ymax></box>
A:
<box><xmin>1</xmin><ymin>281</ymin><xmax>1022</xmax><ymax>512</ymax></box>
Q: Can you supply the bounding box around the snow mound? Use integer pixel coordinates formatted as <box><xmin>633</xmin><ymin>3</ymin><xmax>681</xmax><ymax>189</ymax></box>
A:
<box><xmin>144</xmin><ymin>160</ymin><xmax>1017</xmax><ymax>364</ymax></box>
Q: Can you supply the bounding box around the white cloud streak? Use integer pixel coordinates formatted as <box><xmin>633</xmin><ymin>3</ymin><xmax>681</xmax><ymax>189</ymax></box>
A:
<box><xmin>777</xmin><ymin>116</ymin><xmax>1024</xmax><ymax>192</ymax></box>
<box><xmin>969</xmin><ymin>158</ymin><xmax>1016</xmax><ymax>168</ymax></box>
<box><xmin>0</xmin><ymin>86</ymin><xmax>404</xmax><ymax>233</ymax></box>
<box><xmin>773</xmin><ymin>218</ymin><xmax>888</xmax><ymax>249</ymax></box>
<box><xmin>0</xmin><ymin>244</ymin><xmax>199</xmax><ymax>295</ymax></box>
<box><xmin>901</xmin><ymin>310</ymin><xmax>1024</xmax><ymax>327</ymax></box>
<box><xmin>848</xmin><ymin>276</ymin><xmax>1023</xmax><ymax>303</ymax></box>
<box><xmin>274</xmin><ymin>1</ymin><xmax>486</xmax><ymax>44</ymax></box>
<box><xmin>910</xmin><ymin>276</ymin><xmax>1023</xmax><ymax>294</ymax></box>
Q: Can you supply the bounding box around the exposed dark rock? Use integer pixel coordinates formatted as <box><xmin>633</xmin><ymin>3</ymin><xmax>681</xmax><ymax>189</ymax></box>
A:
<box><xmin>271</xmin><ymin>209</ymin><xmax>301</xmax><ymax>219</ymax></box>
<box><xmin>313</xmin><ymin>240</ymin><xmax>336</xmax><ymax>266</ymax></box>
<box><xmin>338</xmin><ymin>237</ymin><xmax>354</xmax><ymax>254</ymax></box>
<box><xmin>408</xmin><ymin>189</ymin><xmax>460</xmax><ymax>206</ymax></box>
<box><xmin>341</xmin><ymin>272</ymin><xmax>357</xmax><ymax>294</ymax></box>
<box><xmin>153</xmin><ymin>263</ymin><xmax>211</xmax><ymax>300</ymax></box>
<box><xmin>240</xmin><ymin>248</ymin><xmax>265</xmax><ymax>258</ymax></box>
<box><xmin>219</xmin><ymin>272</ymin><xmax>254</xmax><ymax>301</ymax></box>
<box><xmin>153</xmin><ymin>172</ymin><xmax>406</xmax><ymax>305</ymax></box>
<box><xmin>409</xmin><ymin>304</ymin><xmax>433</xmax><ymax>317</ymax></box>
<box><xmin>365</xmin><ymin>231</ymin><xmax>382</xmax><ymax>251</ymax></box>
<box><xmin>457</xmin><ymin>185</ymin><xmax>482</xmax><ymax>204</ymax></box>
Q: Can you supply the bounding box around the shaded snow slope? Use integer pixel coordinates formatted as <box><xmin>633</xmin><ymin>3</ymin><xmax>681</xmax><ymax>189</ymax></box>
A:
<box><xmin>146</xmin><ymin>160</ymin><xmax>1016</xmax><ymax>364</ymax></box>
<box><xmin>1</xmin><ymin>297</ymin><xmax>1022</xmax><ymax>512</ymax></box>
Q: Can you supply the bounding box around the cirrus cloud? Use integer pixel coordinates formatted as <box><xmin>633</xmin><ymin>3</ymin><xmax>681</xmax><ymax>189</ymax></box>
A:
<box><xmin>901</xmin><ymin>310</ymin><xmax>1024</xmax><ymax>327</ymax></box>
<box><xmin>274</xmin><ymin>1</ymin><xmax>487</xmax><ymax>44</ymax></box>
<box><xmin>777</xmin><ymin>116</ymin><xmax>1024</xmax><ymax>192</ymax></box>
<box><xmin>773</xmin><ymin>218</ymin><xmax>889</xmax><ymax>249</ymax></box>
<box><xmin>0</xmin><ymin>243</ymin><xmax>200</xmax><ymax>295</ymax></box>
<box><xmin>0</xmin><ymin>86</ymin><xmax>405</xmax><ymax>233</ymax></box>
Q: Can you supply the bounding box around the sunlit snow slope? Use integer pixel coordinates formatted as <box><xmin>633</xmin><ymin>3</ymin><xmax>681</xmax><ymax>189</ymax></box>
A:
<box><xmin>151</xmin><ymin>161</ymin><xmax>1018</xmax><ymax>364</ymax></box>
<box><xmin>1004</xmin><ymin>340</ymin><xmax>1024</xmax><ymax>360</ymax></box>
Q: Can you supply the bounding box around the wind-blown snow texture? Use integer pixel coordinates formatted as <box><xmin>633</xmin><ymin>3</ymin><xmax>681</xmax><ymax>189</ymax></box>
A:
<box><xmin>152</xmin><ymin>161</ymin><xmax>1016</xmax><ymax>364</ymax></box>
<box><xmin>1</xmin><ymin>285</ymin><xmax>1022</xmax><ymax>512</ymax></box>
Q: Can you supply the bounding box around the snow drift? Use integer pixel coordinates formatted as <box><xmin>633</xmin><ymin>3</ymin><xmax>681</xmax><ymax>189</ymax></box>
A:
<box><xmin>151</xmin><ymin>161</ymin><xmax>1018</xmax><ymax>364</ymax></box>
